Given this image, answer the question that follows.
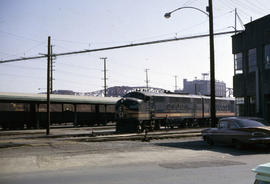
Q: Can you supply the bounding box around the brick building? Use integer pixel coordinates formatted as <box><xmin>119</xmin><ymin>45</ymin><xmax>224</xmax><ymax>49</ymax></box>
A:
<box><xmin>232</xmin><ymin>14</ymin><xmax>270</xmax><ymax>121</ymax></box>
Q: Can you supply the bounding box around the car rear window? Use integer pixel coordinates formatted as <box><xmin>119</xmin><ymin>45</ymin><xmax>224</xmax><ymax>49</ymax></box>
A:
<box><xmin>237</xmin><ymin>119</ymin><xmax>266</xmax><ymax>128</ymax></box>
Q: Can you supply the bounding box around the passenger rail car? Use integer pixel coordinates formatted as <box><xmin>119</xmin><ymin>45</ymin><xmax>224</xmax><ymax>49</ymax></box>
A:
<box><xmin>0</xmin><ymin>93</ymin><xmax>120</xmax><ymax>130</ymax></box>
<box><xmin>115</xmin><ymin>91</ymin><xmax>235</xmax><ymax>132</ymax></box>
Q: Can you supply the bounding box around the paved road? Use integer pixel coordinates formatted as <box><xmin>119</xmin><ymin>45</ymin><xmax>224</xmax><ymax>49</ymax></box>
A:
<box><xmin>0</xmin><ymin>137</ymin><xmax>269</xmax><ymax>184</ymax></box>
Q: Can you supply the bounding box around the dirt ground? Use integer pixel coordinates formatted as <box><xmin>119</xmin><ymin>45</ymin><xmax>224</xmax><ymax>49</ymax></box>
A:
<box><xmin>0</xmin><ymin>128</ymin><xmax>269</xmax><ymax>176</ymax></box>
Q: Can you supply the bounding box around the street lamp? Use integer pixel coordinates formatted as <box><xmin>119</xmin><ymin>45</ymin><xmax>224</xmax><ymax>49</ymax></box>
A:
<box><xmin>164</xmin><ymin>6</ymin><xmax>209</xmax><ymax>18</ymax></box>
<box><xmin>164</xmin><ymin>0</ymin><xmax>217</xmax><ymax>127</ymax></box>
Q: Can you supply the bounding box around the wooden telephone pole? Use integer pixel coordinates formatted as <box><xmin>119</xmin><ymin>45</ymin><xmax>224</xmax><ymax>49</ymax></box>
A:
<box><xmin>46</xmin><ymin>36</ymin><xmax>51</xmax><ymax>135</ymax></box>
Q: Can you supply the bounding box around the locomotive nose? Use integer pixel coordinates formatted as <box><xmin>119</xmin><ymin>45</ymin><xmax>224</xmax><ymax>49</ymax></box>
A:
<box><xmin>116</xmin><ymin>98</ymin><xmax>125</xmax><ymax>118</ymax></box>
<box><xmin>115</xmin><ymin>98</ymin><xmax>140</xmax><ymax>119</ymax></box>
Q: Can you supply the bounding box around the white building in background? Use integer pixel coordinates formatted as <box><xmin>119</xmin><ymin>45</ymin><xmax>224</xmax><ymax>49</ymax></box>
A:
<box><xmin>178</xmin><ymin>73</ymin><xmax>226</xmax><ymax>97</ymax></box>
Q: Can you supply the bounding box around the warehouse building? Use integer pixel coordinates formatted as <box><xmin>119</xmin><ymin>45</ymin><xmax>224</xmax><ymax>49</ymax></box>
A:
<box><xmin>182</xmin><ymin>73</ymin><xmax>226</xmax><ymax>97</ymax></box>
<box><xmin>232</xmin><ymin>14</ymin><xmax>270</xmax><ymax>121</ymax></box>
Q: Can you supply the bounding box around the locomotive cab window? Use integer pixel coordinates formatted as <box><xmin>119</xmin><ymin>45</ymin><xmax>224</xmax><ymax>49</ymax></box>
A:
<box><xmin>124</xmin><ymin>100</ymin><xmax>139</xmax><ymax>110</ymax></box>
<box><xmin>124</xmin><ymin>92</ymin><xmax>145</xmax><ymax>100</ymax></box>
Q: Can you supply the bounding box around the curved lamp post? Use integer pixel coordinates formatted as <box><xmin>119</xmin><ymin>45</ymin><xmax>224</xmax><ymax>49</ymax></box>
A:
<box><xmin>164</xmin><ymin>6</ymin><xmax>209</xmax><ymax>18</ymax></box>
<box><xmin>164</xmin><ymin>0</ymin><xmax>217</xmax><ymax>127</ymax></box>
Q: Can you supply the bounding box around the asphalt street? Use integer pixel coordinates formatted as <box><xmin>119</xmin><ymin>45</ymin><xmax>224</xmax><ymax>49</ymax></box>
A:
<box><xmin>0</xmin><ymin>135</ymin><xmax>269</xmax><ymax>184</ymax></box>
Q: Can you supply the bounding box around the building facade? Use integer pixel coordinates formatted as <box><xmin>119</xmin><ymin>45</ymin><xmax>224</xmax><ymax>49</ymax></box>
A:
<box><xmin>182</xmin><ymin>76</ymin><xmax>226</xmax><ymax>97</ymax></box>
<box><xmin>232</xmin><ymin>14</ymin><xmax>270</xmax><ymax>121</ymax></box>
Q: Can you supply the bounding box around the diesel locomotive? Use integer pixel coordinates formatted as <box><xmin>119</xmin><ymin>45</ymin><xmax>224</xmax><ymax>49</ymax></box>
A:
<box><xmin>115</xmin><ymin>91</ymin><xmax>235</xmax><ymax>132</ymax></box>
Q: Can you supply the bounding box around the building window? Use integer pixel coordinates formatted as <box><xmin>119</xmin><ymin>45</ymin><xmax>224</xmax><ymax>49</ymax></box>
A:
<box><xmin>235</xmin><ymin>53</ymin><xmax>243</xmax><ymax>74</ymax></box>
<box><xmin>248</xmin><ymin>48</ymin><xmax>257</xmax><ymax>72</ymax></box>
<box><xmin>264</xmin><ymin>44</ymin><xmax>270</xmax><ymax>69</ymax></box>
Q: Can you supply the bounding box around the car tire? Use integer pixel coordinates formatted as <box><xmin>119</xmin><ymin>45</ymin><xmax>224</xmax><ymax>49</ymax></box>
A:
<box><xmin>205</xmin><ymin>136</ymin><xmax>214</xmax><ymax>146</ymax></box>
<box><xmin>233</xmin><ymin>139</ymin><xmax>243</xmax><ymax>150</ymax></box>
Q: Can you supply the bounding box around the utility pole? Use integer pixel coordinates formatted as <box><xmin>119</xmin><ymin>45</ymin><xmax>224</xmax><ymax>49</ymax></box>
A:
<box><xmin>174</xmin><ymin>75</ymin><xmax>178</xmax><ymax>91</ymax></box>
<box><xmin>50</xmin><ymin>45</ymin><xmax>54</xmax><ymax>93</ymax></box>
<box><xmin>100</xmin><ymin>57</ymin><xmax>108</xmax><ymax>97</ymax></box>
<box><xmin>145</xmin><ymin>69</ymin><xmax>150</xmax><ymax>89</ymax></box>
<box><xmin>234</xmin><ymin>8</ymin><xmax>237</xmax><ymax>35</ymax></box>
<box><xmin>208</xmin><ymin>0</ymin><xmax>216</xmax><ymax>127</ymax></box>
<box><xmin>233</xmin><ymin>8</ymin><xmax>237</xmax><ymax>77</ymax></box>
<box><xmin>46</xmin><ymin>36</ymin><xmax>51</xmax><ymax>135</ymax></box>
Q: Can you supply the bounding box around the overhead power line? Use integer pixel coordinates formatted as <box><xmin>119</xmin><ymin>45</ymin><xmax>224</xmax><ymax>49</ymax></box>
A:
<box><xmin>0</xmin><ymin>30</ymin><xmax>240</xmax><ymax>64</ymax></box>
<box><xmin>0</xmin><ymin>30</ymin><xmax>44</xmax><ymax>43</ymax></box>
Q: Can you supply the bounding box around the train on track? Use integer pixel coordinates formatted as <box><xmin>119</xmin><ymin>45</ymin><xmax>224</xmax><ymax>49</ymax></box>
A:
<box><xmin>0</xmin><ymin>92</ymin><xmax>120</xmax><ymax>130</ymax></box>
<box><xmin>115</xmin><ymin>91</ymin><xmax>235</xmax><ymax>133</ymax></box>
<box><xmin>0</xmin><ymin>91</ymin><xmax>235</xmax><ymax>131</ymax></box>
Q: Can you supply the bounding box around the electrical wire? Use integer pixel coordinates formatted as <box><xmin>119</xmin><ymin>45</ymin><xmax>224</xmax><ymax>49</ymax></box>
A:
<box><xmin>245</xmin><ymin>0</ymin><xmax>268</xmax><ymax>13</ymax></box>
<box><xmin>54</xmin><ymin>77</ymin><xmax>101</xmax><ymax>88</ymax></box>
<box><xmin>0</xmin><ymin>72</ymin><xmax>44</xmax><ymax>80</ymax></box>
<box><xmin>0</xmin><ymin>51</ymin><xmax>21</xmax><ymax>59</ymax></box>
<box><xmin>20</xmin><ymin>42</ymin><xmax>46</xmax><ymax>56</ymax></box>
<box><xmin>219</xmin><ymin>0</ymin><xmax>250</xmax><ymax>17</ymax></box>
<box><xmin>55</xmin><ymin>68</ymin><xmax>100</xmax><ymax>79</ymax></box>
<box><xmin>182</xmin><ymin>0</ymin><xmax>199</xmax><ymax>6</ymax></box>
<box><xmin>1</xmin><ymin>63</ymin><xmax>45</xmax><ymax>71</ymax></box>
<box><xmin>0</xmin><ymin>30</ymin><xmax>44</xmax><ymax>43</ymax></box>
<box><xmin>230</xmin><ymin>0</ymin><xmax>262</xmax><ymax>15</ymax></box>
<box><xmin>0</xmin><ymin>42</ymin><xmax>46</xmax><ymax>60</ymax></box>
<box><xmin>54</xmin><ymin>39</ymin><xmax>91</xmax><ymax>45</ymax></box>
<box><xmin>56</xmin><ymin>61</ymin><xmax>100</xmax><ymax>71</ymax></box>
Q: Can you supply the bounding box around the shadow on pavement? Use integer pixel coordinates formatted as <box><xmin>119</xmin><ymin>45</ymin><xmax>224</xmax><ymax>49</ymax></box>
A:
<box><xmin>155</xmin><ymin>140</ymin><xmax>270</xmax><ymax>156</ymax></box>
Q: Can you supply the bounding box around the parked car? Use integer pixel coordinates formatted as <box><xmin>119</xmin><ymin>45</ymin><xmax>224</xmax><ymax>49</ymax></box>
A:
<box><xmin>201</xmin><ymin>117</ymin><xmax>270</xmax><ymax>148</ymax></box>
<box><xmin>252</xmin><ymin>162</ymin><xmax>270</xmax><ymax>184</ymax></box>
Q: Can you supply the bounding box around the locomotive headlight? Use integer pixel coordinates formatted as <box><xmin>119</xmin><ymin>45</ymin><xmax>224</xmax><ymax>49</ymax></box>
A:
<box><xmin>251</xmin><ymin>132</ymin><xmax>266</xmax><ymax>137</ymax></box>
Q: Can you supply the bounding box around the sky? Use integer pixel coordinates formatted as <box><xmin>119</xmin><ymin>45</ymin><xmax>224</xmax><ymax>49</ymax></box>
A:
<box><xmin>0</xmin><ymin>0</ymin><xmax>269</xmax><ymax>94</ymax></box>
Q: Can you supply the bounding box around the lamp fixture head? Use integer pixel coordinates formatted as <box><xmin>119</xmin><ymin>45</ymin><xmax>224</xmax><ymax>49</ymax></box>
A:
<box><xmin>164</xmin><ymin>12</ymin><xmax>171</xmax><ymax>18</ymax></box>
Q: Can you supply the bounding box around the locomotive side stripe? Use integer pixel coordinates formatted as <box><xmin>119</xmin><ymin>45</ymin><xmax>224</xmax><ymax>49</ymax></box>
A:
<box><xmin>216</xmin><ymin>112</ymin><xmax>235</xmax><ymax>117</ymax></box>
<box><xmin>123</xmin><ymin>112</ymin><xmax>235</xmax><ymax>119</ymax></box>
<box><xmin>203</xmin><ymin>112</ymin><xmax>235</xmax><ymax>117</ymax></box>
<box><xmin>154</xmin><ymin>113</ymin><xmax>193</xmax><ymax>118</ymax></box>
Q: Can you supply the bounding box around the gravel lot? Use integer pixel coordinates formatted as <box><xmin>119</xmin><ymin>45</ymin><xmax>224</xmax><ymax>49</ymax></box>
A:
<box><xmin>0</xmin><ymin>130</ymin><xmax>269</xmax><ymax>176</ymax></box>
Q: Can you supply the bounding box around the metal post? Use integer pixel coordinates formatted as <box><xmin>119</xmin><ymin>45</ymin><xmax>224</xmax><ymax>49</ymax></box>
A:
<box><xmin>145</xmin><ymin>69</ymin><xmax>150</xmax><ymax>89</ymax></box>
<box><xmin>208</xmin><ymin>0</ymin><xmax>216</xmax><ymax>127</ymax></box>
<box><xmin>174</xmin><ymin>75</ymin><xmax>178</xmax><ymax>91</ymax></box>
<box><xmin>46</xmin><ymin>36</ymin><xmax>51</xmax><ymax>135</ymax></box>
<box><xmin>234</xmin><ymin>8</ymin><xmax>237</xmax><ymax>35</ymax></box>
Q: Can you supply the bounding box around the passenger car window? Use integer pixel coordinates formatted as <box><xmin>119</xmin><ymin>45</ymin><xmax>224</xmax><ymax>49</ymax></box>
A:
<box><xmin>254</xmin><ymin>180</ymin><xmax>270</xmax><ymax>184</ymax></box>
<box><xmin>228</xmin><ymin>122</ymin><xmax>239</xmax><ymax>129</ymax></box>
<box><xmin>238</xmin><ymin>119</ymin><xmax>265</xmax><ymax>128</ymax></box>
<box><xmin>219</xmin><ymin>121</ymin><xmax>228</xmax><ymax>129</ymax></box>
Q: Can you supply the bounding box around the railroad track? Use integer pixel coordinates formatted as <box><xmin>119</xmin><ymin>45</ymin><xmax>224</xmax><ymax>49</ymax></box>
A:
<box><xmin>0</xmin><ymin>125</ymin><xmax>204</xmax><ymax>142</ymax></box>
<box><xmin>69</xmin><ymin>128</ymin><xmax>203</xmax><ymax>142</ymax></box>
